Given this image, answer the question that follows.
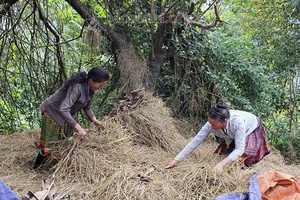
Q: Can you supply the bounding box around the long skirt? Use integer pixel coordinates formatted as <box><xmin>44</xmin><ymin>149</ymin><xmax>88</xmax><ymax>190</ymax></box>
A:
<box><xmin>214</xmin><ymin>118</ymin><xmax>270</xmax><ymax>167</ymax></box>
<box><xmin>39</xmin><ymin>111</ymin><xmax>74</xmax><ymax>156</ymax></box>
<box><xmin>241</xmin><ymin>118</ymin><xmax>271</xmax><ymax>166</ymax></box>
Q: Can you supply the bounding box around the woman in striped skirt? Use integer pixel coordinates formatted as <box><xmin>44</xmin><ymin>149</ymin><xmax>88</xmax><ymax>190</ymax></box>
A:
<box><xmin>165</xmin><ymin>103</ymin><xmax>271</xmax><ymax>172</ymax></box>
<box><xmin>33</xmin><ymin>67</ymin><xmax>110</xmax><ymax>169</ymax></box>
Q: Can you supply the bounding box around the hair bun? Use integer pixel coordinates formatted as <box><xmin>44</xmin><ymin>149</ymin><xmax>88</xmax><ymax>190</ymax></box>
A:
<box><xmin>216</xmin><ymin>103</ymin><xmax>228</xmax><ymax>109</ymax></box>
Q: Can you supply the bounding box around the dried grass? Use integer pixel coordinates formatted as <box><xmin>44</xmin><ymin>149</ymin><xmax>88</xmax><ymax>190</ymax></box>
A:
<box><xmin>117</xmin><ymin>45</ymin><xmax>148</xmax><ymax>92</ymax></box>
<box><xmin>1</xmin><ymin>93</ymin><xmax>300</xmax><ymax>199</ymax></box>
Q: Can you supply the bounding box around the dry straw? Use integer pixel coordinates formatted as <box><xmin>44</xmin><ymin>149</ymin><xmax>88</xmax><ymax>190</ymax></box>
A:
<box><xmin>117</xmin><ymin>45</ymin><xmax>148</xmax><ymax>93</ymax></box>
<box><xmin>1</xmin><ymin>93</ymin><xmax>299</xmax><ymax>199</ymax></box>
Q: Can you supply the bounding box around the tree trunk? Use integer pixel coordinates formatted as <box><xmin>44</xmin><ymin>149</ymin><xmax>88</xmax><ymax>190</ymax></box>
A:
<box><xmin>65</xmin><ymin>0</ymin><xmax>165</xmax><ymax>93</ymax></box>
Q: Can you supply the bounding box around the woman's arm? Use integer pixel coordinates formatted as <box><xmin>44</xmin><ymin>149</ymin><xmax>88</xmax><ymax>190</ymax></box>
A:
<box><xmin>227</xmin><ymin>117</ymin><xmax>247</xmax><ymax>161</ymax></box>
<box><xmin>165</xmin><ymin>122</ymin><xmax>212</xmax><ymax>169</ymax></box>
<box><xmin>215</xmin><ymin>117</ymin><xmax>247</xmax><ymax>172</ymax></box>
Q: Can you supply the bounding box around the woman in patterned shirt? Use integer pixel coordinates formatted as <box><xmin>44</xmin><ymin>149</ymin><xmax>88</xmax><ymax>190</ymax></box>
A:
<box><xmin>165</xmin><ymin>104</ymin><xmax>271</xmax><ymax>172</ymax></box>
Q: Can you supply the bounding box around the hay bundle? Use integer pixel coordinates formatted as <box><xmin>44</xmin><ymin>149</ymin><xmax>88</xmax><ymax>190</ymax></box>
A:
<box><xmin>117</xmin><ymin>45</ymin><xmax>148</xmax><ymax>92</ymax></box>
<box><xmin>110</xmin><ymin>92</ymin><xmax>186</xmax><ymax>152</ymax></box>
<box><xmin>1</xmin><ymin>94</ymin><xmax>300</xmax><ymax>199</ymax></box>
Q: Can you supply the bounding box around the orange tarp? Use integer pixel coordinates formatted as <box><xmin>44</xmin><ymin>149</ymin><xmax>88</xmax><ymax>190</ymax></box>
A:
<box><xmin>257</xmin><ymin>171</ymin><xmax>300</xmax><ymax>200</ymax></box>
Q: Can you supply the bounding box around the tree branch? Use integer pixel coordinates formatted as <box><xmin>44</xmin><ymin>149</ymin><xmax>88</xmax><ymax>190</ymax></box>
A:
<box><xmin>34</xmin><ymin>0</ymin><xmax>67</xmax><ymax>80</ymax></box>
<box><xmin>185</xmin><ymin>3</ymin><xmax>230</xmax><ymax>30</ymax></box>
<box><xmin>0</xmin><ymin>0</ymin><xmax>19</xmax><ymax>20</ymax></box>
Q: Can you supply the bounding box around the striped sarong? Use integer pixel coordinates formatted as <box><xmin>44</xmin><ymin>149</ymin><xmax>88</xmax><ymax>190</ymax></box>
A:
<box><xmin>39</xmin><ymin>111</ymin><xmax>74</xmax><ymax>156</ymax></box>
<box><xmin>240</xmin><ymin>118</ymin><xmax>270</xmax><ymax>167</ymax></box>
<box><xmin>214</xmin><ymin>118</ymin><xmax>270</xmax><ymax>167</ymax></box>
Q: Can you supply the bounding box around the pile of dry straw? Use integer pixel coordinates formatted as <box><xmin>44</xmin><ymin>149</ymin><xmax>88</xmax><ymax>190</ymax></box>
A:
<box><xmin>1</xmin><ymin>92</ymin><xmax>299</xmax><ymax>199</ymax></box>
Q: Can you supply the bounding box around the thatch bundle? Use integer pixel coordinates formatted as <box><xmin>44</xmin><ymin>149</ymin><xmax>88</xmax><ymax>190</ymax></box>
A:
<box><xmin>117</xmin><ymin>45</ymin><xmax>148</xmax><ymax>93</ymax></box>
<box><xmin>1</xmin><ymin>93</ymin><xmax>300</xmax><ymax>199</ymax></box>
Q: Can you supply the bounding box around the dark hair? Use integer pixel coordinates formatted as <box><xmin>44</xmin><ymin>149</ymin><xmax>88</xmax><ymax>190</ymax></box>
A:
<box><xmin>64</xmin><ymin>67</ymin><xmax>110</xmax><ymax>89</ymax></box>
<box><xmin>208</xmin><ymin>103</ymin><xmax>230</xmax><ymax>122</ymax></box>
<box><xmin>87</xmin><ymin>67</ymin><xmax>110</xmax><ymax>82</ymax></box>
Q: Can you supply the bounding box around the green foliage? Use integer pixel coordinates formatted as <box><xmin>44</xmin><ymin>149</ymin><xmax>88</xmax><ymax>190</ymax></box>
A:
<box><xmin>208</xmin><ymin>25</ymin><xmax>274</xmax><ymax>114</ymax></box>
<box><xmin>264</xmin><ymin>110</ymin><xmax>300</xmax><ymax>163</ymax></box>
<box><xmin>156</xmin><ymin>26</ymin><xmax>214</xmax><ymax>120</ymax></box>
<box><xmin>264</xmin><ymin>111</ymin><xmax>292</xmax><ymax>153</ymax></box>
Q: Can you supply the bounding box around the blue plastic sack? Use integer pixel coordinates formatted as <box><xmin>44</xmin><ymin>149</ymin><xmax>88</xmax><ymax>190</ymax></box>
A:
<box><xmin>0</xmin><ymin>179</ymin><xmax>20</xmax><ymax>200</ymax></box>
<box><xmin>214</xmin><ymin>192</ymin><xmax>249</xmax><ymax>200</ymax></box>
<box><xmin>248</xmin><ymin>172</ymin><xmax>262</xmax><ymax>200</ymax></box>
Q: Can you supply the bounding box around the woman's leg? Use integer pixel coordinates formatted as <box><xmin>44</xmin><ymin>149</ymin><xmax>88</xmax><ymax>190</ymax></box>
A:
<box><xmin>33</xmin><ymin>112</ymin><xmax>64</xmax><ymax>169</ymax></box>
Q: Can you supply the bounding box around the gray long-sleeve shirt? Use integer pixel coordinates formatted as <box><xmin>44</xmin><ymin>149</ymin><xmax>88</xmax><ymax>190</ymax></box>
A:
<box><xmin>42</xmin><ymin>82</ymin><xmax>95</xmax><ymax>127</ymax></box>
<box><xmin>174</xmin><ymin>110</ymin><xmax>259</xmax><ymax>161</ymax></box>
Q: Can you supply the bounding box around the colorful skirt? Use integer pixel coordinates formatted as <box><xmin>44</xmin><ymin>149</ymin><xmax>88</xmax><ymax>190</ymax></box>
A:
<box><xmin>214</xmin><ymin>118</ymin><xmax>270</xmax><ymax>167</ymax></box>
<box><xmin>241</xmin><ymin>118</ymin><xmax>270</xmax><ymax>166</ymax></box>
<box><xmin>39</xmin><ymin>111</ymin><xmax>74</xmax><ymax>156</ymax></box>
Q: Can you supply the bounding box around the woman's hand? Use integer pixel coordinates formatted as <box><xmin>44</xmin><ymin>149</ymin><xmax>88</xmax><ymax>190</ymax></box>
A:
<box><xmin>74</xmin><ymin>124</ymin><xmax>87</xmax><ymax>140</ymax></box>
<box><xmin>164</xmin><ymin>160</ymin><xmax>179</xmax><ymax>169</ymax></box>
<box><xmin>93</xmin><ymin>119</ymin><xmax>102</xmax><ymax>127</ymax></box>
<box><xmin>213</xmin><ymin>162</ymin><xmax>225</xmax><ymax>173</ymax></box>
<box><xmin>214</xmin><ymin>157</ymin><xmax>232</xmax><ymax>173</ymax></box>
<box><xmin>91</xmin><ymin>117</ymin><xmax>104</xmax><ymax>128</ymax></box>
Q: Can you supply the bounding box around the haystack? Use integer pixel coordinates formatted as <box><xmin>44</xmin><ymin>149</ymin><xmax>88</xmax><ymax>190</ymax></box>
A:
<box><xmin>0</xmin><ymin>93</ymin><xmax>299</xmax><ymax>199</ymax></box>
